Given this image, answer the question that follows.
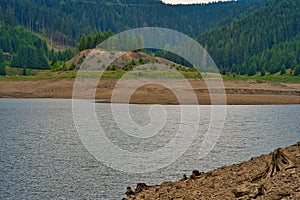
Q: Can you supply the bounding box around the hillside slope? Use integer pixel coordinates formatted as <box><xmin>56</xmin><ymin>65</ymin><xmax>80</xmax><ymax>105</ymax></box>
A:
<box><xmin>125</xmin><ymin>142</ymin><xmax>300</xmax><ymax>199</ymax></box>
<box><xmin>198</xmin><ymin>0</ymin><xmax>300</xmax><ymax>75</ymax></box>
<box><xmin>0</xmin><ymin>0</ymin><xmax>261</xmax><ymax>45</ymax></box>
<box><xmin>173</xmin><ymin>0</ymin><xmax>264</xmax><ymax>36</ymax></box>
<box><xmin>0</xmin><ymin>24</ymin><xmax>74</xmax><ymax>71</ymax></box>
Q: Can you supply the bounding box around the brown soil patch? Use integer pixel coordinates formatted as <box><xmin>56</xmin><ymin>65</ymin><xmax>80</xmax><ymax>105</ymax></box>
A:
<box><xmin>1</xmin><ymin>79</ymin><xmax>300</xmax><ymax>105</ymax></box>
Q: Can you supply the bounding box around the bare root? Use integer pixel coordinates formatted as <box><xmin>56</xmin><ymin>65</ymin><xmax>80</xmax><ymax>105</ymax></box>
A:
<box><xmin>252</xmin><ymin>148</ymin><xmax>297</xmax><ymax>182</ymax></box>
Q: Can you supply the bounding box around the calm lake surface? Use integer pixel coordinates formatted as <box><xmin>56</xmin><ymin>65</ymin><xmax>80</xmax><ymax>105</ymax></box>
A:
<box><xmin>0</xmin><ymin>99</ymin><xmax>299</xmax><ymax>199</ymax></box>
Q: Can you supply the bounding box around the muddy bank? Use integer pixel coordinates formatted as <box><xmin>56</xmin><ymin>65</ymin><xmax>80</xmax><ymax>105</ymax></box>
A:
<box><xmin>1</xmin><ymin>79</ymin><xmax>300</xmax><ymax>105</ymax></box>
<box><xmin>125</xmin><ymin>142</ymin><xmax>300</xmax><ymax>200</ymax></box>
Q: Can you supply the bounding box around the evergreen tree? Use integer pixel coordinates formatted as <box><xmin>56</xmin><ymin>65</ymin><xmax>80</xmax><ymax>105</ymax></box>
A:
<box><xmin>78</xmin><ymin>31</ymin><xmax>115</xmax><ymax>51</ymax></box>
<box><xmin>247</xmin><ymin>65</ymin><xmax>256</xmax><ymax>76</ymax></box>
<box><xmin>0</xmin><ymin>62</ymin><xmax>6</xmax><ymax>76</ymax></box>
<box><xmin>261</xmin><ymin>67</ymin><xmax>266</xmax><ymax>77</ymax></box>
<box><xmin>280</xmin><ymin>64</ymin><xmax>286</xmax><ymax>75</ymax></box>
<box><xmin>86</xmin><ymin>35</ymin><xmax>94</xmax><ymax>50</ymax></box>
<box><xmin>0</xmin><ymin>49</ymin><xmax>3</xmax><ymax>63</ymax></box>
<box><xmin>22</xmin><ymin>67</ymin><xmax>27</xmax><ymax>76</ymax></box>
<box><xmin>294</xmin><ymin>65</ymin><xmax>300</xmax><ymax>76</ymax></box>
<box><xmin>79</xmin><ymin>35</ymin><xmax>87</xmax><ymax>52</ymax></box>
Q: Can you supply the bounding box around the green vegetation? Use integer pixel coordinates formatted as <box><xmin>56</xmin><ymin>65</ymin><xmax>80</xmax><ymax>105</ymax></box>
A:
<box><xmin>0</xmin><ymin>24</ymin><xmax>49</xmax><ymax>69</ymax></box>
<box><xmin>0</xmin><ymin>23</ymin><xmax>75</xmax><ymax>73</ymax></box>
<box><xmin>116</xmin><ymin>70</ymin><xmax>201</xmax><ymax>79</ymax></box>
<box><xmin>50</xmin><ymin>61</ymin><xmax>76</xmax><ymax>72</ymax></box>
<box><xmin>0</xmin><ymin>0</ymin><xmax>262</xmax><ymax>45</ymax></box>
<box><xmin>223</xmin><ymin>73</ymin><xmax>300</xmax><ymax>83</ymax></box>
<box><xmin>245</xmin><ymin>34</ymin><xmax>300</xmax><ymax>76</ymax></box>
<box><xmin>0</xmin><ymin>67</ymin><xmax>76</xmax><ymax>81</ymax></box>
<box><xmin>79</xmin><ymin>31</ymin><xmax>114</xmax><ymax>51</ymax></box>
<box><xmin>0</xmin><ymin>49</ymin><xmax>5</xmax><ymax>76</ymax></box>
<box><xmin>173</xmin><ymin>0</ymin><xmax>264</xmax><ymax>36</ymax></box>
<box><xmin>0</xmin><ymin>63</ymin><xmax>5</xmax><ymax>76</ymax></box>
<box><xmin>0</xmin><ymin>0</ymin><xmax>299</xmax><ymax>83</ymax></box>
<box><xmin>1</xmin><ymin>66</ymin><xmax>299</xmax><ymax>83</ymax></box>
<box><xmin>198</xmin><ymin>0</ymin><xmax>300</xmax><ymax>76</ymax></box>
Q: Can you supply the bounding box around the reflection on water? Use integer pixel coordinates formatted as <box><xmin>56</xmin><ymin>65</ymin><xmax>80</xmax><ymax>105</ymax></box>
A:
<box><xmin>0</xmin><ymin>99</ymin><xmax>299</xmax><ymax>199</ymax></box>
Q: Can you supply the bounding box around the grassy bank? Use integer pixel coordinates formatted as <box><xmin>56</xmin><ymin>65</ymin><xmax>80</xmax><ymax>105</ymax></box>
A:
<box><xmin>223</xmin><ymin>73</ymin><xmax>300</xmax><ymax>83</ymax></box>
<box><xmin>0</xmin><ymin>67</ymin><xmax>299</xmax><ymax>83</ymax></box>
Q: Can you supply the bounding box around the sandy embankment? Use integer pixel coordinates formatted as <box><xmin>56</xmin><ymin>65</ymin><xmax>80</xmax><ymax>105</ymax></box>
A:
<box><xmin>124</xmin><ymin>142</ymin><xmax>300</xmax><ymax>200</ymax></box>
<box><xmin>0</xmin><ymin>79</ymin><xmax>300</xmax><ymax>105</ymax></box>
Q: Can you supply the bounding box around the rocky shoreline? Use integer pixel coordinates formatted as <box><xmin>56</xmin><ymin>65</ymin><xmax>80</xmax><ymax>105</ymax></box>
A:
<box><xmin>124</xmin><ymin>142</ymin><xmax>300</xmax><ymax>200</ymax></box>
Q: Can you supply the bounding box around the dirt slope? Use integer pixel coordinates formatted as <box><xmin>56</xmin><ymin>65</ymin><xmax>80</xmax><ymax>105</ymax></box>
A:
<box><xmin>1</xmin><ymin>79</ymin><xmax>300</xmax><ymax>105</ymax></box>
<box><xmin>125</xmin><ymin>142</ymin><xmax>300</xmax><ymax>200</ymax></box>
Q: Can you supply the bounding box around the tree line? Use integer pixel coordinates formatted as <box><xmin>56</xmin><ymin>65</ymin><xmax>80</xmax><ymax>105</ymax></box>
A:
<box><xmin>79</xmin><ymin>30</ymin><xmax>114</xmax><ymax>51</ymax></box>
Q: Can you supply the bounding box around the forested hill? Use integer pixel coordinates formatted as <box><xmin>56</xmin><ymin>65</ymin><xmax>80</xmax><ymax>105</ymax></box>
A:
<box><xmin>0</xmin><ymin>0</ymin><xmax>261</xmax><ymax>46</ymax></box>
<box><xmin>1</xmin><ymin>0</ymin><xmax>300</xmax><ymax>76</ymax></box>
<box><xmin>172</xmin><ymin>0</ymin><xmax>263</xmax><ymax>36</ymax></box>
<box><xmin>0</xmin><ymin>24</ymin><xmax>74</xmax><ymax>73</ymax></box>
<box><xmin>197</xmin><ymin>0</ymin><xmax>300</xmax><ymax>75</ymax></box>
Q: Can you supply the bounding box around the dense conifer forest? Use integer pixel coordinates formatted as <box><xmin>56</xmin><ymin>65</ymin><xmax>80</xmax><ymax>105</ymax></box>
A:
<box><xmin>197</xmin><ymin>0</ymin><xmax>300</xmax><ymax>75</ymax></box>
<box><xmin>0</xmin><ymin>0</ymin><xmax>261</xmax><ymax>45</ymax></box>
<box><xmin>0</xmin><ymin>0</ymin><xmax>299</xmax><ymax>76</ymax></box>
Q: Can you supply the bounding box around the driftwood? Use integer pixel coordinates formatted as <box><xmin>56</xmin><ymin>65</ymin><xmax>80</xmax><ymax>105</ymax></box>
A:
<box><xmin>252</xmin><ymin>148</ymin><xmax>297</xmax><ymax>182</ymax></box>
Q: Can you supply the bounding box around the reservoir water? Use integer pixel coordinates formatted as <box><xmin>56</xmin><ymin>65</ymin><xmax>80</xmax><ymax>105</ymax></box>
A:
<box><xmin>0</xmin><ymin>99</ymin><xmax>299</xmax><ymax>199</ymax></box>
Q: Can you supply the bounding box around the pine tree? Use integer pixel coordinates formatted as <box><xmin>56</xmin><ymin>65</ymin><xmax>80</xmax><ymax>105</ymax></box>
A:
<box><xmin>22</xmin><ymin>67</ymin><xmax>27</xmax><ymax>76</ymax></box>
<box><xmin>79</xmin><ymin>35</ymin><xmax>87</xmax><ymax>52</ymax></box>
<box><xmin>261</xmin><ymin>67</ymin><xmax>266</xmax><ymax>76</ymax></box>
<box><xmin>280</xmin><ymin>64</ymin><xmax>286</xmax><ymax>75</ymax></box>
<box><xmin>247</xmin><ymin>59</ymin><xmax>257</xmax><ymax>76</ymax></box>
<box><xmin>0</xmin><ymin>49</ymin><xmax>3</xmax><ymax>63</ymax></box>
<box><xmin>0</xmin><ymin>62</ymin><xmax>6</xmax><ymax>76</ymax></box>
<box><xmin>294</xmin><ymin>65</ymin><xmax>300</xmax><ymax>76</ymax></box>
<box><xmin>86</xmin><ymin>35</ymin><xmax>94</xmax><ymax>49</ymax></box>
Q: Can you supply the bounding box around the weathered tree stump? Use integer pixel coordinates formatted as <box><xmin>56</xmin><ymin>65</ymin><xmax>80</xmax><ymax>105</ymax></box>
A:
<box><xmin>134</xmin><ymin>183</ymin><xmax>148</xmax><ymax>194</ymax></box>
<box><xmin>252</xmin><ymin>148</ymin><xmax>297</xmax><ymax>182</ymax></box>
<box><xmin>190</xmin><ymin>169</ymin><xmax>202</xmax><ymax>179</ymax></box>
